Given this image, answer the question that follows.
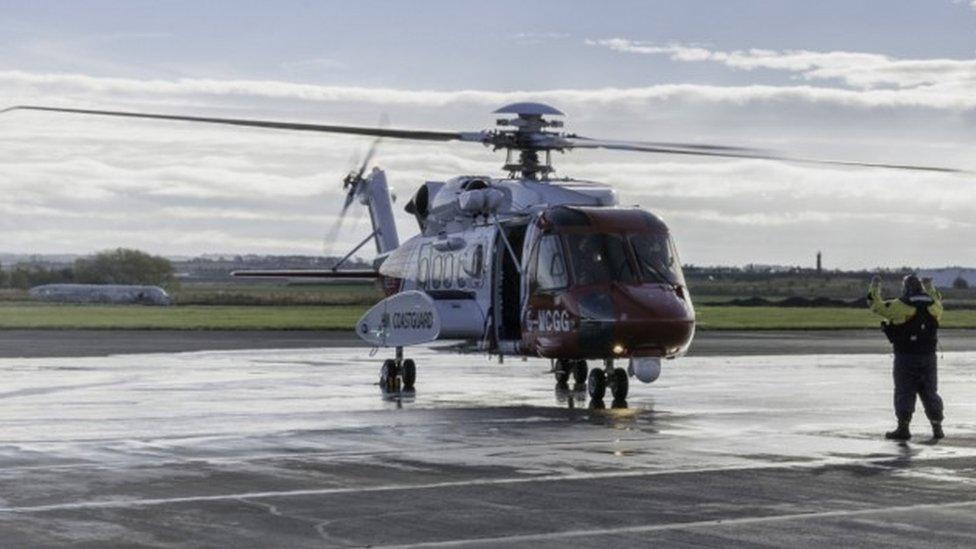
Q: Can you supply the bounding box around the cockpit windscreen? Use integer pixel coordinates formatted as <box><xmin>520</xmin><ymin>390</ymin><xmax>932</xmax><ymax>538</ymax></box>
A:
<box><xmin>565</xmin><ymin>234</ymin><xmax>637</xmax><ymax>286</ymax></box>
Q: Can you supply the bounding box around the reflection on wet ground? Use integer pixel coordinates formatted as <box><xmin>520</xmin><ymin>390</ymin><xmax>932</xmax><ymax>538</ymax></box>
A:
<box><xmin>0</xmin><ymin>347</ymin><xmax>974</xmax><ymax>547</ymax></box>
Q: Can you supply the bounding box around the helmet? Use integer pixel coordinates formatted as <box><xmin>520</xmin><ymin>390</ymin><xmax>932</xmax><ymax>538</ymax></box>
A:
<box><xmin>902</xmin><ymin>274</ymin><xmax>924</xmax><ymax>298</ymax></box>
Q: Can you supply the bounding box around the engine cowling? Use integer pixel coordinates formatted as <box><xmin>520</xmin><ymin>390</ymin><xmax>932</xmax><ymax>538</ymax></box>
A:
<box><xmin>404</xmin><ymin>181</ymin><xmax>444</xmax><ymax>231</ymax></box>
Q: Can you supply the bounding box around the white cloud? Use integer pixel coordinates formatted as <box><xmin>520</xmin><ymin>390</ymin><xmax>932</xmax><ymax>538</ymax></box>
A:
<box><xmin>512</xmin><ymin>32</ymin><xmax>571</xmax><ymax>45</ymax></box>
<box><xmin>3</xmin><ymin>68</ymin><xmax>976</xmax><ymax>112</ymax></box>
<box><xmin>586</xmin><ymin>39</ymin><xmax>976</xmax><ymax>94</ymax></box>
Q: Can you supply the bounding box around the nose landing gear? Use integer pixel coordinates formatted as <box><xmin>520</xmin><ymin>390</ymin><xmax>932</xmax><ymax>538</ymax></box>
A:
<box><xmin>379</xmin><ymin>347</ymin><xmax>416</xmax><ymax>395</ymax></box>
<box><xmin>608</xmin><ymin>366</ymin><xmax>628</xmax><ymax>407</ymax></box>
<box><xmin>587</xmin><ymin>368</ymin><xmax>606</xmax><ymax>400</ymax></box>
<box><xmin>587</xmin><ymin>359</ymin><xmax>628</xmax><ymax>406</ymax></box>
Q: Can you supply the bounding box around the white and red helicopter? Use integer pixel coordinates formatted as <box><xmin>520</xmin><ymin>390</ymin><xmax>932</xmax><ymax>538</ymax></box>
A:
<box><xmin>1</xmin><ymin>103</ymin><xmax>963</xmax><ymax>403</ymax></box>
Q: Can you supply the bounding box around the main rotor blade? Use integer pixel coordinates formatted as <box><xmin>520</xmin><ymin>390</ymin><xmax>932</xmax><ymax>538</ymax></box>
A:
<box><xmin>1</xmin><ymin>105</ymin><xmax>465</xmax><ymax>142</ymax></box>
<box><xmin>557</xmin><ymin>137</ymin><xmax>764</xmax><ymax>154</ymax></box>
<box><xmin>557</xmin><ymin>137</ymin><xmax>968</xmax><ymax>174</ymax></box>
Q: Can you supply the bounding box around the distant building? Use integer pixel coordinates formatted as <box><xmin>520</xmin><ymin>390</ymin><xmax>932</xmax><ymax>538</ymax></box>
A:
<box><xmin>816</xmin><ymin>251</ymin><xmax>822</xmax><ymax>273</ymax></box>
<box><xmin>29</xmin><ymin>284</ymin><xmax>171</xmax><ymax>305</ymax></box>
<box><xmin>918</xmin><ymin>268</ymin><xmax>976</xmax><ymax>289</ymax></box>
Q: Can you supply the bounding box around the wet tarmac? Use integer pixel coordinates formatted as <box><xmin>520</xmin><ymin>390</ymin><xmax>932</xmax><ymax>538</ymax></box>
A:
<box><xmin>0</xmin><ymin>347</ymin><xmax>975</xmax><ymax>547</ymax></box>
<box><xmin>3</xmin><ymin>328</ymin><xmax>976</xmax><ymax>358</ymax></box>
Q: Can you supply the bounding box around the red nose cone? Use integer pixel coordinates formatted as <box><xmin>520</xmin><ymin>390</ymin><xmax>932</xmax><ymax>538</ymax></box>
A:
<box><xmin>525</xmin><ymin>284</ymin><xmax>696</xmax><ymax>360</ymax></box>
<box><xmin>612</xmin><ymin>284</ymin><xmax>695</xmax><ymax>356</ymax></box>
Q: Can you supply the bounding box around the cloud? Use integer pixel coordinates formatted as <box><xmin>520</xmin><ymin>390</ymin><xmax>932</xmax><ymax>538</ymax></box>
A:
<box><xmin>586</xmin><ymin>38</ymin><xmax>976</xmax><ymax>94</ymax></box>
<box><xmin>512</xmin><ymin>32</ymin><xmax>570</xmax><ymax>45</ymax></box>
<box><xmin>3</xmin><ymin>68</ymin><xmax>976</xmax><ymax>112</ymax></box>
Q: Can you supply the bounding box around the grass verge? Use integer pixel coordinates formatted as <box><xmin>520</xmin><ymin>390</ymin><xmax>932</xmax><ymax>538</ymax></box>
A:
<box><xmin>696</xmin><ymin>306</ymin><xmax>976</xmax><ymax>330</ymax></box>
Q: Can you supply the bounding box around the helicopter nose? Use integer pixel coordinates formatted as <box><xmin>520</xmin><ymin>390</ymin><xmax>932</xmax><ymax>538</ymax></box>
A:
<box><xmin>548</xmin><ymin>283</ymin><xmax>695</xmax><ymax>359</ymax></box>
<box><xmin>616</xmin><ymin>286</ymin><xmax>694</xmax><ymax>355</ymax></box>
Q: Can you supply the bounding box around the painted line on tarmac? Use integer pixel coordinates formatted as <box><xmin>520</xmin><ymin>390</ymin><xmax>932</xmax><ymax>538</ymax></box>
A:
<box><xmin>0</xmin><ymin>457</ymin><xmax>898</xmax><ymax>514</ymax></box>
<box><xmin>376</xmin><ymin>499</ymin><xmax>976</xmax><ymax>548</ymax></box>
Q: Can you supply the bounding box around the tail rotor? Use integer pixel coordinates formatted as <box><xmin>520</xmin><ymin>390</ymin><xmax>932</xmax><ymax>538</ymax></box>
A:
<box><xmin>324</xmin><ymin>135</ymin><xmax>383</xmax><ymax>256</ymax></box>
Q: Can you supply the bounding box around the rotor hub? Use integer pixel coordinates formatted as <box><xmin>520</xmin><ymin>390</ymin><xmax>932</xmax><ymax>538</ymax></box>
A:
<box><xmin>491</xmin><ymin>103</ymin><xmax>565</xmax><ymax>179</ymax></box>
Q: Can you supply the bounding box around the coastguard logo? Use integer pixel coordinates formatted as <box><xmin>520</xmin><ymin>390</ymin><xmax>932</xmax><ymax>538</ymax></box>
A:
<box><xmin>392</xmin><ymin>311</ymin><xmax>435</xmax><ymax>330</ymax></box>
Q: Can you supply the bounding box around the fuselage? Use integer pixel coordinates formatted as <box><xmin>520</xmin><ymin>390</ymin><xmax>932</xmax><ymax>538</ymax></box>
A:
<box><xmin>375</xmin><ymin>176</ymin><xmax>696</xmax><ymax>360</ymax></box>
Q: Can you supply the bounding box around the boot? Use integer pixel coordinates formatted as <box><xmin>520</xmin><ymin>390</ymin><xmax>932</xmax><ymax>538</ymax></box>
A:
<box><xmin>931</xmin><ymin>421</ymin><xmax>945</xmax><ymax>440</ymax></box>
<box><xmin>885</xmin><ymin>421</ymin><xmax>911</xmax><ymax>441</ymax></box>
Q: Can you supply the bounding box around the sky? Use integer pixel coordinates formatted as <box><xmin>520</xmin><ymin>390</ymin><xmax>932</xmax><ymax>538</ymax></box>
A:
<box><xmin>0</xmin><ymin>0</ymin><xmax>974</xmax><ymax>268</ymax></box>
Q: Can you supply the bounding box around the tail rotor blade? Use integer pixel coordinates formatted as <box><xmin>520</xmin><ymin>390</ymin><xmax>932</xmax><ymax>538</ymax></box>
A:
<box><xmin>355</xmin><ymin>115</ymin><xmax>387</xmax><ymax>180</ymax></box>
<box><xmin>323</xmin><ymin>204</ymin><xmax>350</xmax><ymax>255</ymax></box>
<box><xmin>356</xmin><ymin>136</ymin><xmax>382</xmax><ymax>180</ymax></box>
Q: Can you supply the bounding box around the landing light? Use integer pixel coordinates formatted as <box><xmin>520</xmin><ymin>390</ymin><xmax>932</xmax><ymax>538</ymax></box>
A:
<box><xmin>612</xmin><ymin>344</ymin><xmax>625</xmax><ymax>355</ymax></box>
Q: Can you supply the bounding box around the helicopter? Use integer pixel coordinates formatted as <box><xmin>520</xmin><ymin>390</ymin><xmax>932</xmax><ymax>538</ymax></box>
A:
<box><xmin>1</xmin><ymin>102</ymin><xmax>966</xmax><ymax>404</ymax></box>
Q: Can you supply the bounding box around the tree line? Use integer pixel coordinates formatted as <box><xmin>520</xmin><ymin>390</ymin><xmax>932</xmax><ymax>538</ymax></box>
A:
<box><xmin>0</xmin><ymin>249</ymin><xmax>175</xmax><ymax>289</ymax></box>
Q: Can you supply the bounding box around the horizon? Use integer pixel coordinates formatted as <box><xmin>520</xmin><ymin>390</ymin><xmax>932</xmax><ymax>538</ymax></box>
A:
<box><xmin>1</xmin><ymin>250</ymin><xmax>973</xmax><ymax>273</ymax></box>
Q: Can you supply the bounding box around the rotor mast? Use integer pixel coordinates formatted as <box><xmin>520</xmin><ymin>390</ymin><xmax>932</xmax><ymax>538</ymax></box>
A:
<box><xmin>491</xmin><ymin>103</ymin><xmax>564</xmax><ymax>180</ymax></box>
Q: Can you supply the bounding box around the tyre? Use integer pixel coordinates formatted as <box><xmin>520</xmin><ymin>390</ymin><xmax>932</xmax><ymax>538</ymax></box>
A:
<box><xmin>587</xmin><ymin>369</ymin><xmax>607</xmax><ymax>401</ymax></box>
<box><xmin>571</xmin><ymin>360</ymin><xmax>588</xmax><ymax>385</ymax></box>
<box><xmin>401</xmin><ymin>359</ymin><xmax>417</xmax><ymax>390</ymax></box>
<box><xmin>554</xmin><ymin>359</ymin><xmax>570</xmax><ymax>386</ymax></box>
<box><xmin>610</xmin><ymin>367</ymin><xmax>629</xmax><ymax>401</ymax></box>
<box><xmin>380</xmin><ymin>359</ymin><xmax>399</xmax><ymax>392</ymax></box>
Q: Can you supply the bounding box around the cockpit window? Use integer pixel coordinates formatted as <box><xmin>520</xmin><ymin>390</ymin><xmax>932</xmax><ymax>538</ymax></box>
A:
<box><xmin>630</xmin><ymin>233</ymin><xmax>685</xmax><ymax>286</ymax></box>
<box><xmin>565</xmin><ymin>233</ymin><xmax>637</xmax><ymax>286</ymax></box>
<box><xmin>533</xmin><ymin>235</ymin><xmax>568</xmax><ymax>291</ymax></box>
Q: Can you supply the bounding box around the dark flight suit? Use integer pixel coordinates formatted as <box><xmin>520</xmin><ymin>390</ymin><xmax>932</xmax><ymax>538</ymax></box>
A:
<box><xmin>868</xmin><ymin>282</ymin><xmax>944</xmax><ymax>424</ymax></box>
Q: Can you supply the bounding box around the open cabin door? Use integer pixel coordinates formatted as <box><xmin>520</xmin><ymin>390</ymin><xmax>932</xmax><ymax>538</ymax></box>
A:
<box><xmin>492</xmin><ymin>222</ymin><xmax>527</xmax><ymax>348</ymax></box>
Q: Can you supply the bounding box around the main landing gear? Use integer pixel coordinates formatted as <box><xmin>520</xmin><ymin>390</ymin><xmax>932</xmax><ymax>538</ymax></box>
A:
<box><xmin>587</xmin><ymin>359</ymin><xmax>628</xmax><ymax>407</ymax></box>
<box><xmin>379</xmin><ymin>347</ymin><xmax>416</xmax><ymax>394</ymax></box>
<box><xmin>553</xmin><ymin>359</ymin><xmax>588</xmax><ymax>389</ymax></box>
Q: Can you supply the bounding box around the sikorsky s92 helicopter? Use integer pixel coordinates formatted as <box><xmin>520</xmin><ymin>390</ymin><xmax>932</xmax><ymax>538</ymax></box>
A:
<box><xmin>2</xmin><ymin>102</ymin><xmax>965</xmax><ymax>403</ymax></box>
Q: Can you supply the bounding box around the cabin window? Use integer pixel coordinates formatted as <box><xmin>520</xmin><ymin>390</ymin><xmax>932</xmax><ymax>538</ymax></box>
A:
<box><xmin>443</xmin><ymin>254</ymin><xmax>454</xmax><ymax>288</ymax></box>
<box><xmin>432</xmin><ymin>256</ymin><xmax>443</xmax><ymax>289</ymax></box>
<box><xmin>464</xmin><ymin>243</ymin><xmax>484</xmax><ymax>278</ymax></box>
<box><xmin>418</xmin><ymin>258</ymin><xmax>430</xmax><ymax>288</ymax></box>
<box><xmin>415</xmin><ymin>243</ymin><xmax>431</xmax><ymax>288</ymax></box>
<box><xmin>533</xmin><ymin>235</ymin><xmax>568</xmax><ymax>291</ymax></box>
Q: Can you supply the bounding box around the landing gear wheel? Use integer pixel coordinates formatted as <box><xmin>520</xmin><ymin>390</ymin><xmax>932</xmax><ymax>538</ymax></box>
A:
<box><xmin>380</xmin><ymin>359</ymin><xmax>400</xmax><ymax>393</ymax></box>
<box><xmin>571</xmin><ymin>360</ymin><xmax>588</xmax><ymax>386</ymax></box>
<box><xmin>401</xmin><ymin>359</ymin><xmax>417</xmax><ymax>390</ymax></box>
<box><xmin>609</xmin><ymin>367</ymin><xmax>629</xmax><ymax>402</ymax></box>
<box><xmin>554</xmin><ymin>359</ymin><xmax>571</xmax><ymax>388</ymax></box>
<box><xmin>587</xmin><ymin>369</ymin><xmax>607</xmax><ymax>401</ymax></box>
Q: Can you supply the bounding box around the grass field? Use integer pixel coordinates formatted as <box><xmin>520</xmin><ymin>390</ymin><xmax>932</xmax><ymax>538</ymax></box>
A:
<box><xmin>170</xmin><ymin>283</ymin><xmax>381</xmax><ymax>306</ymax></box>
<box><xmin>696</xmin><ymin>306</ymin><xmax>976</xmax><ymax>330</ymax></box>
<box><xmin>1</xmin><ymin>302</ymin><xmax>975</xmax><ymax>331</ymax></box>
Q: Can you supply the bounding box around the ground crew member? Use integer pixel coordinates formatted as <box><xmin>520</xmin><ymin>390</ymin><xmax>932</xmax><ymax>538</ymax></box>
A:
<box><xmin>868</xmin><ymin>274</ymin><xmax>945</xmax><ymax>441</ymax></box>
